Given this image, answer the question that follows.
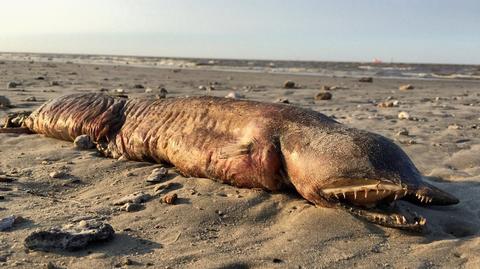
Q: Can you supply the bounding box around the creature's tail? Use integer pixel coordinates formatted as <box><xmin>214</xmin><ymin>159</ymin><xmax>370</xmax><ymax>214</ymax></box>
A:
<box><xmin>23</xmin><ymin>93</ymin><xmax>127</xmax><ymax>142</ymax></box>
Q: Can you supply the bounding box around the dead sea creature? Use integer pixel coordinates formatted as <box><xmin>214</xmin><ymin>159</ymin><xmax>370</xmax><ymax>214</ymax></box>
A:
<box><xmin>2</xmin><ymin>93</ymin><xmax>459</xmax><ymax>231</ymax></box>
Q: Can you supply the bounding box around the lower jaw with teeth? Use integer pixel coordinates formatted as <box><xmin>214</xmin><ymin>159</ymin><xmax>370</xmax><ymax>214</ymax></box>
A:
<box><xmin>322</xmin><ymin>181</ymin><xmax>427</xmax><ymax>231</ymax></box>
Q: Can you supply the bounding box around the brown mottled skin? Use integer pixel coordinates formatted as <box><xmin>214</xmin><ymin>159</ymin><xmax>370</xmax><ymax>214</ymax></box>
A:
<box><xmin>21</xmin><ymin>93</ymin><xmax>458</xmax><ymax>231</ymax></box>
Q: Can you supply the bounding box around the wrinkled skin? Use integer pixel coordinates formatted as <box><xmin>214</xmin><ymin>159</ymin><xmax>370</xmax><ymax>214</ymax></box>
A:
<box><xmin>5</xmin><ymin>93</ymin><xmax>459</xmax><ymax>231</ymax></box>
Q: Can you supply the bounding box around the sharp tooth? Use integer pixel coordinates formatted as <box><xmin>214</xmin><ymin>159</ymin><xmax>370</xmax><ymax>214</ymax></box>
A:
<box><xmin>342</xmin><ymin>192</ymin><xmax>346</xmax><ymax>198</ymax></box>
<box><xmin>420</xmin><ymin>218</ymin><xmax>426</xmax><ymax>225</ymax></box>
<box><xmin>395</xmin><ymin>216</ymin><xmax>401</xmax><ymax>224</ymax></box>
<box><xmin>354</xmin><ymin>191</ymin><xmax>357</xmax><ymax>199</ymax></box>
<box><xmin>420</xmin><ymin>196</ymin><xmax>425</xmax><ymax>203</ymax></box>
<box><xmin>333</xmin><ymin>193</ymin><xmax>339</xmax><ymax>199</ymax></box>
<box><xmin>376</xmin><ymin>188</ymin><xmax>379</xmax><ymax>195</ymax></box>
<box><xmin>394</xmin><ymin>193</ymin><xmax>399</xmax><ymax>200</ymax></box>
<box><xmin>402</xmin><ymin>216</ymin><xmax>407</xmax><ymax>224</ymax></box>
<box><xmin>404</xmin><ymin>189</ymin><xmax>408</xmax><ymax>196</ymax></box>
<box><xmin>383</xmin><ymin>189</ymin><xmax>387</xmax><ymax>194</ymax></box>
<box><xmin>364</xmin><ymin>189</ymin><xmax>368</xmax><ymax>198</ymax></box>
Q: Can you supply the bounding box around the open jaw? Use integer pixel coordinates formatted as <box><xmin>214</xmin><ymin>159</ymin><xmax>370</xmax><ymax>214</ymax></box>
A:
<box><xmin>321</xmin><ymin>179</ymin><xmax>433</xmax><ymax>232</ymax></box>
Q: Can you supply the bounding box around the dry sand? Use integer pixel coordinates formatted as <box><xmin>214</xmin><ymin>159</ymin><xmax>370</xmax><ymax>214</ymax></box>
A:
<box><xmin>0</xmin><ymin>58</ymin><xmax>479</xmax><ymax>268</ymax></box>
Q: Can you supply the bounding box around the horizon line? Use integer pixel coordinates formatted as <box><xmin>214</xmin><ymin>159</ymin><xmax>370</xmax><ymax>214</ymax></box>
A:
<box><xmin>1</xmin><ymin>51</ymin><xmax>479</xmax><ymax>67</ymax></box>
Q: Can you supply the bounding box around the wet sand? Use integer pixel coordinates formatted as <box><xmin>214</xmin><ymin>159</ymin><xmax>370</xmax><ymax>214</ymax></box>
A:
<box><xmin>0</xmin><ymin>58</ymin><xmax>479</xmax><ymax>268</ymax></box>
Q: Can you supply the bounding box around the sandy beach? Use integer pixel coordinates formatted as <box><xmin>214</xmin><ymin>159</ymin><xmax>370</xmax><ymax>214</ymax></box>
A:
<box><xmin>1</xmin><ymin>56</ymin><xmax>479</xmax><ymax>268</ymax></box>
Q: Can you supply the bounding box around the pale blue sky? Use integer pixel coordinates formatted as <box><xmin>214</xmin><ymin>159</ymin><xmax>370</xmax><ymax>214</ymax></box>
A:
<box><xmin>0</xmin><ymin>0</ymin><xmax>479</xmax><ymax>64</ymax></box>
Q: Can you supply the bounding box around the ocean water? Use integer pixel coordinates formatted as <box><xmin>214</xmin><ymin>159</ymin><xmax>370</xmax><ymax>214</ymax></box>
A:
<box><xmin>1</xmin><ymin>52</ymin><xmax>479</xmax><ymax>80</ymax></box>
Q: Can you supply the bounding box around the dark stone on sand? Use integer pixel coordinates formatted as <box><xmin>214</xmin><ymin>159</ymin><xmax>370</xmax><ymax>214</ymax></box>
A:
<box><xmin>146</xmin><ymin>167</ymin><xmax>168</xmax><ymax>184</ymax></box>
<box><xmin>35</xmin><ymin>76</ymin><xmax>46</xmax><ymax>80</ymax></box>
<box><xmin>0</xmin><ymin>215</ymin><xmax>19</xmax><ymax>231</ymax></box>
<box><xmin>315</xmin><ymin>91</ymin><xmax>332</xmax><ymax>100</ymax></box>
<box><xmin>156</xmin><ymin>88</ymin><xmax>168</xmax><ymax>99</ymax></box>
<box><xmin>7</xmin><ymin>81</ymin><xmax>21</xmax><ymax>89</ymax></box>
<box><xmin>24</xmin><ymin>220</ymin><xmax>114</xmax><ymax>251</ymax></box>
<box><xmin>50</xmin><ymin>81</ymin><xmax>60</xmax><ymax>86</ymax></box>
<box><xmin>275</xmin><ymin>98</ymin><xmax>290</xmax><ymax>104</ymax></box>
<box><xmin>0</xmin><ymin>96</ymin><xmax>11</xmax><ymax>108</ymax></box>
<box><xmin>283</xmin><ymin>80</ymin><xmax>296</xmax><ymax>89</ymax></box>
<box><xmin>358</xmin><ymin>77</ymin><xmax>373</xmax><ymax>83</ymax></box>
<box><xmin>133</xmin><ymin>84</ymin><xmax>145</xmax><ymax>89</ymax></box>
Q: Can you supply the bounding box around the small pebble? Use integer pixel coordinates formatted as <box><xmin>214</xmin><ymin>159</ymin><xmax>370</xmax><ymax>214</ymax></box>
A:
<box><xmin>283</xmin><ymin>80</ymin><xmax>296</xmax><ymax>89</ymax></box>
<box><xmin>0</xmin><ymin>215</ymin><xmax>19</xmax><ymax>231</ymax></box>
<box><xmin>162</xmin><ymin>193</ymin><xmax>177</xmax><ymax>204</ymax></box>
<box><xmin>377</xmin><ymin>100</ymin><xmax>399</xmax><ymax>108</ymax></box>
<box><xmin>113</xmin><ymin>192</ymin><xmax>151</xmax><ymax>205</ymax></box>
<box><xmin>7</xmin><ymin>81</ymin><xmax>20</xmax><ymax>88</ymax></box>
<box><xmin>49</xmin><ymin>171</ymin><xmax>67</xmax><ymax>179</ymax></box>
<box><xmin>73</xmin><ymin>135</ymin><xmax>95</xmax><ymax>150</ymax></box>
<box><xmin>275</xmin><ymin>97</ymin><xmax>290</xmax><ymax>104</ymax></box>
<box><xmin>358</xmin><ymin>77</ymin><xmax>373</xmax><ymax>83</ymax></box>
<box><xmin>399</xmin><ymin>84</ymin><xmax>414</xmax><ymax>91</ymax></box>
<box><xmin>154</xmin><ymin>182</ymin><xmax>174</xmax><ymax>193</ymax></box>
<box><xmin>225</xmin><ymin>91</ymin><xmax>244</xmax><ymax>99</ymax></box>
<box><xmin>315</xmin><ymin>91</ymin><xmax>332</xmax><ymax>100</ymax></box>
<box><xmin>0</xmin><ymin>96</ymin><xmax>11</xmax><ymax>108</ymax></box>
<box><xmin>448</xmin><ymin>124</ymin><xmax>462</xmax><ymax>130</ymax></box>
<box><xmin>396</xmin><ymin>129</ymin><xmax>409</xmax><ymax>136</ymax></box>
<box><xmin>156</xmin><ymin>88</ymin><xmax>168</xmax><ymax>99</ymax></box>
<box><xmin>146</xmin><ymin>167</ymin><xmax>168</xmax><ymax>184</ymax></box>
<box><xmin>398</xmin><ymin>111</ymin><xmax>410</xmax><ymax>120</ymax></box>
<box><xmin>121</xmin><ymin>203</ymin><xmax>143</xmax><ymax>212</ymax></box>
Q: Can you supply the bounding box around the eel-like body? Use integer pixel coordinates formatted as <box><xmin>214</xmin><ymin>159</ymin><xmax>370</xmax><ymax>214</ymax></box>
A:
<box><xmin>6</xmin><ymin>93</ymin><xmax>459</xmax><ymax>231</ymax></box>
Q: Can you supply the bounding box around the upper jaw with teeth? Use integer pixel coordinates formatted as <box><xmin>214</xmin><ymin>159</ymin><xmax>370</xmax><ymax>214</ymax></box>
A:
<box><xmin>321</xmin><ymin>180</ymin><xmax>408</xmax><ymax>205</ymax></box>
